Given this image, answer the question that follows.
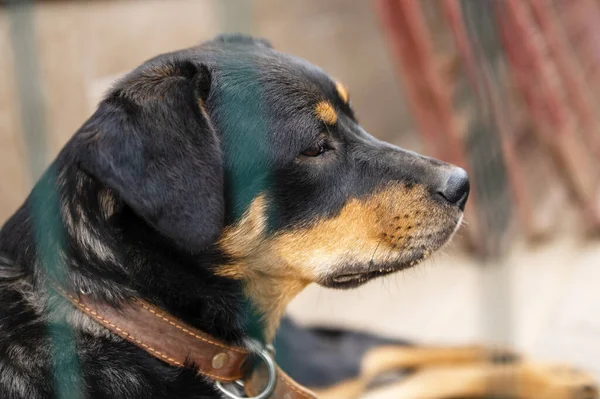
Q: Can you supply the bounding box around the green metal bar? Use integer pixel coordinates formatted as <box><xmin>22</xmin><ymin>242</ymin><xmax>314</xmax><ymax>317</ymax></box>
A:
<box><xmin>6</xmin><ymin>1</ymin><xmax>84</xmax><ymax>398</ymax></box>
<box><xmin>218</xmin><ymin>0</ymin><xmax>254</xmax><ymax>35</ymax></box>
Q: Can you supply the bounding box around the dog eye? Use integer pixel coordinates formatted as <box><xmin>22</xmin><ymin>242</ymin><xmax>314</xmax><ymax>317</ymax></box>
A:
<box><xmin>301</xmin><ymin>139</ymin><xmax>331</xmax><ymax>157</ymax></box>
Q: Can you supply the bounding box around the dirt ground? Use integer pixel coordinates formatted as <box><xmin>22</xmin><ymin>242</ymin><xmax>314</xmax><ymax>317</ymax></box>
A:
<box><xmin>288</xmin><ymin>234</ymin><xmax>600</xmax><ymax>382</ymax></box>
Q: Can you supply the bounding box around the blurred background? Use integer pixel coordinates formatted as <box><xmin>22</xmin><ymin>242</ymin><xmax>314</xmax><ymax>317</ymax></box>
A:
<box><xmin>1</xmin><ymin>0</ymin><xmax>600</xmax><ymax>383</ymax></box>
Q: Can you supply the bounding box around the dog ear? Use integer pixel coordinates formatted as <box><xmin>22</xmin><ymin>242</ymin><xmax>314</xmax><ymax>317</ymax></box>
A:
<box><xmin>76</xmin><ymin>60</ymin><xmax>223</xmax><ymax>253</ymax></box>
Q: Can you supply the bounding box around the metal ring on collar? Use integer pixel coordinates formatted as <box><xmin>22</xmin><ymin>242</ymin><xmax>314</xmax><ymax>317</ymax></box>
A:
<box><xmin>215</xmin><ymin>346</ymin><xmax>277</xmax><ymax>399</ymax></box>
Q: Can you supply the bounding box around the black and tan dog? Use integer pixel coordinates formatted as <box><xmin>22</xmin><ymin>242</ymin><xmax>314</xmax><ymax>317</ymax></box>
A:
<box><xmin>0</xmin><ymin>34</ymin><xmax>593</xmax><ymax>399</ymax></box>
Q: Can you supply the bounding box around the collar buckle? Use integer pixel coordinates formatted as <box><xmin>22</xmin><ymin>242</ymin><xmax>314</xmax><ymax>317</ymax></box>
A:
<box><xmin>216</xmin><ymin>342</ymin><xmax>277</xmax><ymax>399</ymax></box>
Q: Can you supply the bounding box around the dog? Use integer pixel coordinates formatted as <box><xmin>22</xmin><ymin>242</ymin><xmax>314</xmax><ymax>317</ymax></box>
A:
<box><xmin>0</xmin><ymin>34</ymin><xmax>470</xmax><ymax>398</ymax></box>
<box><xmin>275</xmin><ymin>316</ymin><xmax>600</xmax><ymax>399</ymax></box>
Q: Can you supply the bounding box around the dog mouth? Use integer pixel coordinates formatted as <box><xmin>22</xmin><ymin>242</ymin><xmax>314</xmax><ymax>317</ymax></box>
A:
<box><xmin>321</xmin><ymin>215</ymin><xmax>463</xmax><ymax>289</ymax></box>
<box><xmin>323</xmin><ymin>262</ymin><xmax>416</xmax><ymax>289</ymax></box>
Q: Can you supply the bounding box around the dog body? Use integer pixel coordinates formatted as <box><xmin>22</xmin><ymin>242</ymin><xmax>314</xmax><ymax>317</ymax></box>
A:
<box><xmin>0</xmin><ymin>35</ymin><xmax>468</xmax><ymax>398</ymax></box>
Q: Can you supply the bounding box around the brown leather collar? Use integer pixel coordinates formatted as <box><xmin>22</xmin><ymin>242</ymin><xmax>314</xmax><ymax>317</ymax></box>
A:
<box><xmin>52</xmin><ymin>285</ymin><xmax>316</xmax><ymax>399</ymax></box>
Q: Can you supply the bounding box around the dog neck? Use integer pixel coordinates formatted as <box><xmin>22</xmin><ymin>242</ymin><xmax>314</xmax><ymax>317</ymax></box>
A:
<box><xmin>216</xmin><ymin>196</ymin><xmax>311</xmax><ymax>343</ymax></box>
<box><xmin>242</xmin><ymin>271</ymin><xmax>308</xmax><ymax>343</ymax></box>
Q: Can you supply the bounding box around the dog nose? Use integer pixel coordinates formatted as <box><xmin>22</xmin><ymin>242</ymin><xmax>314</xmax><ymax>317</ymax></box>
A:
<box><xmin>435</xmin><ymin>167</ymin><xmax>470</xmax><ymax>210</ymax></box>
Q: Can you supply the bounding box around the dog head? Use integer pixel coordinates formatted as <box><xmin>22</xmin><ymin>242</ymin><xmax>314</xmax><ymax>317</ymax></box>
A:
<box><xmin>74</xmin><ymin>34</ymin><xmax>469</xmax><ymax>339</ymax></box>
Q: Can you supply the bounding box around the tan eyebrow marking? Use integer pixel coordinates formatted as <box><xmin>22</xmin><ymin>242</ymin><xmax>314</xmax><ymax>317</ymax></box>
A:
<box><xmin>315</xmin><ymin>101</ymin><xmax>338</xmax><ymax>125</ymax></box>
<box><xmin>335</xmin><ymin>81</ymin><xmax>349</xmax><ymax>104</ymax></box>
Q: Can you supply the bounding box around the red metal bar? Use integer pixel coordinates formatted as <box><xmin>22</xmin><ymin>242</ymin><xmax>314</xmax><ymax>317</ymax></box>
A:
<box><xmin>497</xmin><ymin>0</ymin><xmax>600</xmax><ymax>228</ymax></box>
<box><xmin>530</xmin><ymin>0</ymin><xmax>600</xmax><ymax>158</ymax></box>
<box><xmin>373</xmin><ymin>0</ymin><xmax>463</xmax><ymax>166</ymax></box>
<box><xmin>503</xmin><ymin>1</ymin><xmax>571</xmax><ymax>139</ymax></box>
<box><xmin>556</xmin><ymin>0</ymin><xmax>600</xmax><ymax>95</ymax></box>
<box><xmin>440</xmin><ymin>0</ymin><xmax>542</xmax><ymax>239</ymax></box>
